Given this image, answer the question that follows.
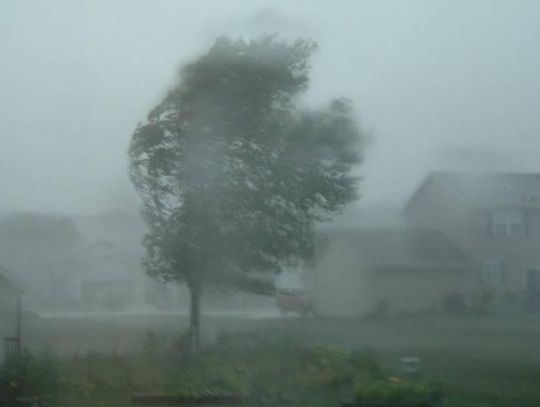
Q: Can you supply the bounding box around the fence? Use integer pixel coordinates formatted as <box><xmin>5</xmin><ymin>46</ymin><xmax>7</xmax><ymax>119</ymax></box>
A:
<box><xmin>4</xmin><ymin>336</ymin><xmax>20</xmax><ymax>357</ymax></box>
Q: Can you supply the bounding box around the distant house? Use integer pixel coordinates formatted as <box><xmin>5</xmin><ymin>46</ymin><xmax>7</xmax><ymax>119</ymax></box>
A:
<box><xmin>307</xmin><ymin>229</ymin><xmax>477</xmax><ymax>317</ymax></box>
<box><xmin>405</xmin><ymin>172</ymin><xmax>540</xmax><ymax>301</ymax></box>
<box><xmin>0</xmin><ymin>266</ymin><xmax>22</xmax><ymax>363</ymax></box>
<box><xmin>68</xmin><ymin>239</ymin><xmax>155</xmax><ymax>310</ymax></box>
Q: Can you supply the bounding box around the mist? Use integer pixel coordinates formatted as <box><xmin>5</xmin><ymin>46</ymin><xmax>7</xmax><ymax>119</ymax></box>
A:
<box><xmin>2</xmin><ymin>2</ymin><xmax>540</xmax><ymax>405</ymax></box>
<box><xmin>1</xmin><ymin>0</ymin><xmax>539</xmax><ymax>215</ymax></box>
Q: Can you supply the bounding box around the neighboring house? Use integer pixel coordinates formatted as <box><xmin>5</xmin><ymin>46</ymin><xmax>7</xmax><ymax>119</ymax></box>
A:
<box><xmin>320</xmin><ymin>206</ymin><xmax>407</xmax><ymax>231</ymax></box>
<box><xmin>0</xmin><ymin>211</ymin><xmax>188</xmax><ymax>313</ymax></box>
<box><xmin>0</xmin><ymin>266</ymin><xmax>22</xmax><ymax>364</ymax></box>
<box><xmin>405</xmin><ymin>172</ymin><xmax>540</xmax><ymax>301</ymax></box>
<box><xmin>68</xmin><ymin>238</ymin><xmax>172</xmax><ymax>310</ymax></box>
<box><xmin>42</xmin><ymin>212</ymin><xmax>182</xmax><ymax>311</ymax></box>
<box><xmin>74</xmin><ymin>239</ymin><xmax>141</xmax><ymax>309</ymax></box>
<box><xmin>307</xmin><ymin>229</ymin><xmax>477</xmax><ymax>317</ymax></box>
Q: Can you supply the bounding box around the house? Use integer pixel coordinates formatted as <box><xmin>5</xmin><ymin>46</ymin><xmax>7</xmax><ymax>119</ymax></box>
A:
<box><xmin>306</xmin><ymin>229</ymin><xmax>477</xmax><ymax>317</ymax></box>
<box><xmin>41</xmin><ymin>213</ymin><xmax>177</xmax><ymax>311</ymax></box>
<box><xmin>405</xmin><ymin>172</ymin><xmax>540</xmax><ymax>301</ymax></box>
<box><xmin>0</xmin><ymin>211</ymin><xmax>186</xmax><ymax>312</ymax></box>
<box><xmin>0</xmin><ymin>266</ymin><xmax>22</xmax><ymax>363</ymax></box>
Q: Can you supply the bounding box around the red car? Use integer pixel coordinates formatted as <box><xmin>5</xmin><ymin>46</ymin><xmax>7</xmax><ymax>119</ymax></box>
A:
<box><xmin>276</xmin><ymin>289</ymin><xmax>316</xmax><ymax>317</ymax></box>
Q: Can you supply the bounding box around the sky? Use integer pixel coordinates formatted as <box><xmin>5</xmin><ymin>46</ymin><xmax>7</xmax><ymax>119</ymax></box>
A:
<box><xmin>1</xmin><ymin>0</ymin><xmax>539</xmax><ymax>215</ymax></box>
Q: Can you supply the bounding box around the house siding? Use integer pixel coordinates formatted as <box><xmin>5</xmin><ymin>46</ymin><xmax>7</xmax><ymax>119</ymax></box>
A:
<box><xmin>310</xmin><ymin>238</ymin><xmax>373</xmax><ymax>317</ymax></box>
<box><xmin>310</xmin><ymin>237</ymin><xmax>475</xmax><ymax>317</ymax></box>
<box><xmin>468</xmin><ymin>208</ymin><xmax>540</xmax><ymax>293</ymax></box>
<box><xmin>406</xmin><ymin>176</ymin><xmax>540</xmax><ymax>296</ymax></box>
<box><xmin>406</xmin><ymin>180</ymin><xmax>473</xmax><ymax>249</ymax></box>
<box><xmin>368</xmin><ymin>268</ymin><xmax>476</xmax><ymax>314</ymax></box>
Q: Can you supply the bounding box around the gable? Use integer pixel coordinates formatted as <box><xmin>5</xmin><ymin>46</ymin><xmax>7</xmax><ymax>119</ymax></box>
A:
<box><xmin>406</xmin><ymin>172</ymin><xmax>540</xmax><ymax>212</ymax></box>
<box><xmin>405</xmin><ymin>172</ymin><xmax>467</xmax><ymax>214</ymax></box>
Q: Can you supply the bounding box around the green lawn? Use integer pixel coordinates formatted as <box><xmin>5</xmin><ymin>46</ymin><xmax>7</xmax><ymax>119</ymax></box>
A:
<box><xmin>23</xmin><ymin>313</ymin><xmax>540</xmax><ymax>406</ymax></box>
<box><xmin>257</xmin><ymin>315</ymin><xmax>540</xmax><ymax>406</ymax></box>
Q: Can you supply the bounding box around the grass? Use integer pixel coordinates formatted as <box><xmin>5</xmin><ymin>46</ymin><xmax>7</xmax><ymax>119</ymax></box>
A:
<box><xmin>21</xmin><ymin>313</ymin><xmax>540</xmax><ymax>406</ymax></box>
<box><xmin>269</xmin><ymin>315</ymin><xmax>540</xmax><ymax>406</ymax></box>
<box><xmin>27</xmin><ymin>333</ymin><xmax>389</xmax><ymax>406</ymax></box>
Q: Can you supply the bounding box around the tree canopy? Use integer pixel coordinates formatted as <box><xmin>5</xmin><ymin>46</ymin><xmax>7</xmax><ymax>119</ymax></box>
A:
<box><xmin>129</xmin><ymin>36</ymin><xmax>363</xmax><ymax>298</ymax></box>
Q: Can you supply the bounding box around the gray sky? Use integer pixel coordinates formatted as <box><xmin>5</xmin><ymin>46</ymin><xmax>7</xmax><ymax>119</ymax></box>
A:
<box><xmin>1</xmin><ymin>0</ymin><xmax>539</xmax><ymax>215</ymax></box>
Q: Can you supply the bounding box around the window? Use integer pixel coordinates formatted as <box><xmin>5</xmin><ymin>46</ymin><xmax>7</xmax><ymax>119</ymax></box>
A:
<box><xmin>491</xmin><ymin>209</ymin><xmax>526</xmax><ymax>237</ymax></box>
<box><xmin>481</xmin><ymin>260</ymin><xmax>505</xmax><ymax>290</ymax></box>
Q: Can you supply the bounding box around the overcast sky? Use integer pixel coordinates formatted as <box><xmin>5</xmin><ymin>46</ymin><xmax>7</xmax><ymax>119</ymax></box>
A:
<box><xmin>1</xmin><ymin>0</ymin><xmax>539</xmax><ymax>215</ymax></box>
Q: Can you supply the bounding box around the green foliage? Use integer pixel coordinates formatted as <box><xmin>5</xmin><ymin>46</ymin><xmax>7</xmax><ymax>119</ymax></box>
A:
<box><xmin>129</xmin><ymin>35</ymin><xmax>364</xmax><ymax>293</ymax></box>
<box><xmin>58</xmin><ymin>352</ymin><xmax>139</xmax><ymax>407</ymax></box>
<box><xmin>166</xmin><ymin>356</ymin><xmax>250</xmax><ymax>398</ymax></box>
<box><xmin>49</xmin><ymin>331</ymin><xmax>387</xmax><ymax>405</ymax></box>
<box><xmin>172</xmin><ymin>329</ymin><xmax>192</xmax><ymax>354</ymax></box>
<box><xmin>353</xmin><ymin>380</ymin><xmax>441</xmax><ymax>406</ymax></box>
<box><xmin>189</xmin><ymin>331</ymin><xmax>383</xmax><ymax>403</ymax></box>
<box><xmin>439</xmin><ymin>397</ymin><xmax>497</xmax><ymax>407</ymax></box>
<box><xmin>142</xmin><ymin>330</ymin><xmax>159</xmax><ymax>356</ymax></box>
<box><xmin>0</xmin><ymin>351</ymin><xmax>59</xmax><ymax>406</ymax></box>
<box><xmin>37</xmin><ymin>314</ymin><xmax>540</xmax><ymax>407</ymax></box>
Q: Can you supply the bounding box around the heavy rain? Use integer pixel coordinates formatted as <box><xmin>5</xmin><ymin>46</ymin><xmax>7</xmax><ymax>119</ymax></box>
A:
<box><xmin>1</xmin><ymin>1</ymin><xmax>540</xmax><ymax>406</ymax></box>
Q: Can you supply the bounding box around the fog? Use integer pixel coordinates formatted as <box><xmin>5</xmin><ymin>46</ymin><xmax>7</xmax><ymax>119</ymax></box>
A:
<box><xmin>2</xmin><ymin>3</ymin><xmax>540</xmax><ymax>404</ymax></box>
<box><xmin>2</xmin><ymin>0</ymin><xmax>539</xmax><ymax>215</ymax></box>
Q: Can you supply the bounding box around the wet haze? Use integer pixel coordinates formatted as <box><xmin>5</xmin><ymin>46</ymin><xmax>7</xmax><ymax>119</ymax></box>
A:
<box><xmin>1</xmin><ymin>0</ymin><xmax>539</xmax><ymax>215</ymax></box>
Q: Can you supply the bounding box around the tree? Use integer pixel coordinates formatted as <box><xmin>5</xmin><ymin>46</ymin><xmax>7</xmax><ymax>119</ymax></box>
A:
<box><xmin>129</xmin><ymin>36</ymin><xmax>363</xmax><ymax>348</ymax></box>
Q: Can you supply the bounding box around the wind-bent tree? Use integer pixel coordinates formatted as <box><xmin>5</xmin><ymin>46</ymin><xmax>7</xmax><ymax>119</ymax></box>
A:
<box><xmin>129</xmin><ymin>36</ymin><xmax>363</xmax><ymax>348</ymax></box>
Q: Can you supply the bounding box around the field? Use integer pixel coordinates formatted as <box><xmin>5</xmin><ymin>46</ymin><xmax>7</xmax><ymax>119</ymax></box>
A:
<box><xmin>22</xmin><ymin>312</ymin><xmax>540</xmax><ymax>406</ymax></box>
<box><xmin>271</xmin><ymin>315</ymin><xmax>540</xmax><ymax>406</ymax></box>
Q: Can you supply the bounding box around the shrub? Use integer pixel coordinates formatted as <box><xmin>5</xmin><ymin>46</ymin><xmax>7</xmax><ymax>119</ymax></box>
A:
<box><xmin>167</xmin><ymin>358</ymin><xmax>250</xmax><ymax>398</ymax></box>
<box><xmin>353</xmin><ymin>380</ymin><xmax>441</xmax><ymax>406</ymax></box>
<box><xmin>142</xmin><ymin>330</ymin><xmax>159</xmax><ymax>356</ymax></box>
<box><xmin>0</xmin><ymin>351</ymin><xmax>59</xmax><ymax>406</ymax></box>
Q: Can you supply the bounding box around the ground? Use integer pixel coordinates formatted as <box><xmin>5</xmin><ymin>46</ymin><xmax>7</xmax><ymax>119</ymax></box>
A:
<box><xmin>22</xmin><ymin>312</ymin><xmax>540</xmax><ymax>406</ymax></box>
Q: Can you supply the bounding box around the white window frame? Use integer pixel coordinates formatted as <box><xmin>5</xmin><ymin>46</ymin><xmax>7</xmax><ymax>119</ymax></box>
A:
<box><xmin>481</xmin><ymin>259</ymin><xmax>505</xmax><ymax>290</ymax></box>
<box><xmin>491</xmin><ymin>209</ymin><xmax>526</xmax><ymax>237</ymax></box>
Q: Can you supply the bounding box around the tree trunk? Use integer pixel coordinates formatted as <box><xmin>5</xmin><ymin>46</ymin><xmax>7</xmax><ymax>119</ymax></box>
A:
<box><xmin>188</xmin><ymin>278</ymin><xmax>202</xmax><ymax>351</ymax></box>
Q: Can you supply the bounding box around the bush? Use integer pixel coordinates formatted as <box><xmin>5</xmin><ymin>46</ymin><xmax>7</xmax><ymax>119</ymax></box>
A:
<box><xmin>167</xmin><ymin>358</ymin><xmax>250</xmax><ymax>398</ymax></box>
<box><xmin>19</xmin><ymin>330</ymin><xmax>390</xmax><ymax>406</ymax></box>
<box><xmin>189</xmin><ymin>331</ymin><xmax>385</xmax><ymax>403</ymax></box>
<box><xmin>0</xmin><ymin>351</ymin><xmax>59</xmax><ymax>406</ymax></box>
<box><xmin>353</xmin><ymin>380</ymin><xmax>441</xmax><ymax>406</ymax></box>
<box><xmin>142</xmin><ymin>330</ymin><xmax>159</xmax><ymax>356</ymax></box>
<box><xmin>173</xmin><ymin>329</ymin><xmax>193</xmax><ymax>354</ymax></box>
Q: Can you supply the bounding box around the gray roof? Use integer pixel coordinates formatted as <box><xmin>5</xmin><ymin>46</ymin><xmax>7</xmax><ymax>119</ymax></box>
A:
<box><xmin>321</xmin><ymin>206</ymin><xmax>406</xmax><ymax>231</ymax></box>
<box><xmin>327</xmin><ymin>228</ymin><xmax>475</xmax><ymax>271</ymax></box>
<box><xmin>407</xmin><ymin>171</ymin><xmax>540</xmax><ymax>209</ymax></box>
